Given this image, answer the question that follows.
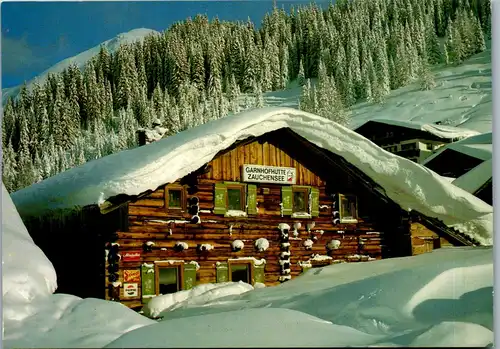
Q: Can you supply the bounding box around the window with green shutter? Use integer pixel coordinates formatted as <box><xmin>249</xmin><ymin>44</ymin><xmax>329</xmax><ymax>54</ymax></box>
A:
<box><xmin>183</xmin><ymin>263</ymin><xmax>197</xmax><ymax>290</ymax></box>
<box><xmin>214</xmin><ymin>183</ymin><xmax>228</xmax><ymax>214</ymax></box>
<box><xmin>253</xmin><ymin>263</ymin><xmax>265</xmax><ymax>284</ymax></box>
<box><xmin>310</xmin><ymin>187</ymin><xmax>320</xmax><ymax>217</ymax></box>
<box><xmin>141</xmin><ymin>264</ymin><xmax>155</xmax><ymax>299</ymax></box>
<box><xmin>246</xmin><ymin>184</ymin><xmax>258</xmax><ymax>215</ymax></box>
<box><xmin>216</xmin><ymin>262</ymin><xmax>229</xmax><ymax>283</ymax></box>
<box><xmin>214</xmin><ymin>182</ymin><xmax>249</xmax><ymax>215</ymax></box>
<box><xmin>281</xmin><ymin>186</ymin><xmax>293</xmax><ymax>215</ymax></box>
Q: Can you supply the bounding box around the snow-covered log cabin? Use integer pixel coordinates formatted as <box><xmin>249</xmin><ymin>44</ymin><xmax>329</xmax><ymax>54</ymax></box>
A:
<box><xmin>11</xmin><ymin>107</ymin><xmax>492</xmax><ymax>310</ymax></box>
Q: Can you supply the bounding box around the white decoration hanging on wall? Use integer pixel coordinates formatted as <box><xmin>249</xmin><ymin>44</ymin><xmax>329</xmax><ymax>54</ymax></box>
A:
<box><xmin>232</xmin><ymin>239</ymin><xmax>245</xmax><ymax>251</ymax></box>
<box><xmin>303</xmin><ymin>239</ymin><xmax>314</xmax><ymax>250</ymax></box>
<box><xmin>255</xmin><ymin>238</ymin><xmax>270</xmax><ymax>252</ymax></box>
<box><xmin>327</xmin><ymin>239</ymin><xmax>341</xmax><ymax>250</ymax></box>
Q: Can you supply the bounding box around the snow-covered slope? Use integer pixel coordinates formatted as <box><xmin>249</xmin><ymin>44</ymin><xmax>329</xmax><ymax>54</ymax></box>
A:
<box><xmin>263</xmin><ymin>44</ymin><xmax>492</xmax><ymax>134</ymax></box>
<box><xmin>1</xmin><ymin>28</ymin><xmax>159</xmax><ymax>104</ymax></box>
<box><xmin>3</xmin><ymin>181</ymin><xmax>493</xmax><ymax>348</ymax></box>
<box><xmin>11</xmin><ymin>107</ymin><xmax>493</xmax><ymax>244</ymax></box>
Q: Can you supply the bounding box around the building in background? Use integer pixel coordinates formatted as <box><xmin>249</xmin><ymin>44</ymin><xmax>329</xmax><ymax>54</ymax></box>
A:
<box><xmin>353</xmin><ymin>119</ymin><xmax>479</xmax><ymax>164</ymax></box>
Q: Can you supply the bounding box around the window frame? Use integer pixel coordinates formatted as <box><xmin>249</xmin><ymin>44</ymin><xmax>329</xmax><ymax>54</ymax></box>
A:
<box><xmin>227</xmin><ymin>260</ymin><xmax>254</xmax><ymax>285</ymax></box>
<box><xmin>164</xmin><ymin>184</ymin><xmax>187</xmax><ymax>213</ymax></box>
<box><xmin>292</xmin><ymin>186</ymin><xmax>310</xmax><ymax>214</ymax></box>
<box><xmin>155</xmin><ymin>262</ymin><xmax>184</xmax><ymax>296</ymax></box>
<box><xmin>225</xmin><ymin>183</ymin><xmax>246</xmax><ymax>212</ymax></box>
<box><xmin>338</xmin><ymin>193</ymin><xmax>358</xmax><ymax>223</ymax></box>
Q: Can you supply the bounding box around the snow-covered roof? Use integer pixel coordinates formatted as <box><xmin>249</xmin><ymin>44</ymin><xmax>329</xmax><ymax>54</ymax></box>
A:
<box><xmin>11</xmin><ymin>107</ymin><xmax>493</xmax><ymax>245</ymax></box>
<box><xmin>422</xmin><ymin>132</ymin><xmax>492</xmax><ymax>165</ymax></box>
<box><xmin>452</xmin><ymin>158</ymin><xmax>492</xmax><ymax>195</ymax></box>
<box><xmin>353</xmin><ymin>118</ymin><xmax>480</xmax><ymax>140</ymax></box>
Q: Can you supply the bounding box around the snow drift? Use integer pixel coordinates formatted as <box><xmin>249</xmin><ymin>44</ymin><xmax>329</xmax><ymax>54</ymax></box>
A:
<box><xmin>106</xmin><ymin>247</ymin><xmax>493</xmax><ymax>348</ymax></box>
<box><xmin>2</xmin><ymin>184</ymin><xmax>155</xmax><ymax>348</ymax></box>
<box><xmin>142</xmin><ymin>281</ymin><xmax>254</xmax><ymax>319</ymax></box>
<box><xmin>11</xmin><ymin>107</ymin><xmax>493</xmax><ymax>244</ymax></box>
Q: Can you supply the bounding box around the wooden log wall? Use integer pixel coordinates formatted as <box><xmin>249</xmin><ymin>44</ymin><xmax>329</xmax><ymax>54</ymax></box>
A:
<box><xmin>410</xmin><ymin>222</ymin><xmax>454</xmax><ymax>255</ymax></box>
<box><xmin>105</xmin><ymin>138</ymin><xmax>388</xmax><ymax>308</ymax></box>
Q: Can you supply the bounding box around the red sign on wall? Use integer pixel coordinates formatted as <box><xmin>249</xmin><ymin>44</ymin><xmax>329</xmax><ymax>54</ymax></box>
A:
<box><xmin>122</xmin><ymin>251</ymin><xmax>142</xmax><ymax>262</ymax></box>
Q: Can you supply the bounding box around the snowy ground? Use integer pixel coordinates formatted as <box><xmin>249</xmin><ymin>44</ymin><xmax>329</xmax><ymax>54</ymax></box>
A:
<box><xmin>262</xmin><ymin>43</ymin><xmax>492</xmax><ymax>134</ymax></box>
<box><xmin>3</xmin><ymin>183</ymin><xmax>493</xmax><ymax>348</ymax></box>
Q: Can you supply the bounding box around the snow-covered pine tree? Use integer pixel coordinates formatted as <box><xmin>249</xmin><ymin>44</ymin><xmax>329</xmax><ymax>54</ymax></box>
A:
<box><xmin>298</xmin><ymin>78</ymin><xmax>314</xmax><ymax>113</ymax></box>
<box><xmin>16</xmin><ymin>111</ymin><xmax>36</xmax><ymax>189</ymax></box>
<box><xmin>227</xmin><ymin>74</ymin><xmax>241</xmax><ymax>114</ymax></box>
<box><xmin>418</xmin><ymin>59</ymin><xmax>437</xmax><ymax>90</ymax></box>
<box><xmin>471</xmin><ymin>14</ymin><xmax>486</xmax><ymax>53</ymax></box>
<box><xmin>253</xmin><ymin>80</ymin><xmax>265</xmax><ymax>108</ymax></box>
<box><xmin>2</xmin><ymin>140</ymin><xmax>18</xmax><ymax>192</ymax></box>
<box><xmin>425</xmin><ymin>12</ymin><xmax>443</xmax><ymax>64</ymax></box>
<box><xmin>279</xmin><ymin>43</ymin><xmax>290</xmax><ymax>90</ymax></box>
<box><xmin>445</xmin><ymin>17</ymin><xmax>464</xmax><ymax>65</ymax></box>
<box><xmin>297</xmin><ymin>58</ymin><xmax>306</xmax><ymax>86</ymax></box>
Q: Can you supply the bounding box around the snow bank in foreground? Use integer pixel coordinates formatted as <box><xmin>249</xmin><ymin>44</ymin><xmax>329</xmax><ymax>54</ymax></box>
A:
<box><xmin>11</xmin><ymin>107</ymin><xmax>493</xmax><ymax>244</ymax></box>
<box><xmin>2</xmin><ymin>184</ymin><xmax>155</xmax><ymax>348</ymax></box>
<box><xmin>4</xmin><ymin>295</ymin><xmax>154</xmax><ymax>349</ymax></box>
<box><xmin>107</xmin><ymin>247</ymin><xmax>492</xmax><ymax>347</ymax></box>
<box><xmin>106</xmin><ymin>308</ymin><xmax>384</xmax><ymax>348</ymax></box>
<box><xmin>2</xmin><ymin>185</ymin><xmax>57</xmax><ymax>323</ymax></box>
<box><xmin>142</xmin><ymin>281</ymin><xmax>254</xmax><ymax>319</ymax></box>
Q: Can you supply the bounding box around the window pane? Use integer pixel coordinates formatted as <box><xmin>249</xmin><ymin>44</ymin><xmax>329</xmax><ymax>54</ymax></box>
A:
<box><xmin>169</xmin><ymin>190</ymin><xmax>181</xmax><ymax>208</ymax></box>
<box><xmin>227</xmin><ymin>188</ymin><xmax>241</xmax><ymax>210</ymax></box>
<box><xmin>341</xmin><ymin>196</ymin><xmax>356</xmax><ymax>219</ymax></box>
<box><xmin>231</xmin><ymin>264</ymin><xmax>250</xmax><ymax>284</ymax></box>
<box><xmin>159</xmin><ymin>267</ymin><xmax>179</xmax><ymax>294</ymax></box>
<box><xmin>293</xmin><ymin>191</ymin><xmax>307</xmax><ymax>212</ymax></box>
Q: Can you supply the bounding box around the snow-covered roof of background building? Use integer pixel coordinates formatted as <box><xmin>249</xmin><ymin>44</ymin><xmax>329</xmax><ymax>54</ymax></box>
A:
<box><xmin>422</xmin><ymin>132</ymin><xmax>492</xmax><ymax>166</ymax></box>
<box><xmin>452</xmin><ymin>158</ymin><xmax>492</xmax><ymax>195</ymax></box>
<box><xmin>11</xmin><ymin>107</ymin><xmax>493</xmax><ymax>245</ymax></box>
<box><xmin>353</xmin><ymin>118</ymin><xmax>480</xmax><ymax>140</ymax></box>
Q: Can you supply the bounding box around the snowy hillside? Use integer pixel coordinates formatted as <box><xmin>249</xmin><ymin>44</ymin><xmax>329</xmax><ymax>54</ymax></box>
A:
<box><xmin>11</xmin><ymin>107</ymin><xmax>493</xmax><ymax>245</ymax></box>
<box><xmin>1</xmin><ymin>28</ymin><xmax>159</xmax><ymax>103</ymax></box>
<box><xmin>263</xmin><ymin>43</ymin><xmax>492</xmax><ymax>134</ymax></box>
<box><xmin>3</xmin><ymin>183</ymin><xmax>493</xmax><ymax>348</ymax></box>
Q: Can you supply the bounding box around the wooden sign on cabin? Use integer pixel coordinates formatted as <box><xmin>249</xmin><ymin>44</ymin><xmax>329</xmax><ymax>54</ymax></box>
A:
<box><xmin>123</xmin><ymin>269</ymin><xmax>141</xmax><ymax>283</ymax></box>
<box><xmin>122</xmin><ymin>251</ymin><xmax>141</xmax><ymax>262</ymax></box>
<box><xmin>123</xmin><ymin>283</ymin><xmax>138</xmax><ymax>298</ymax></box>
<box><xmin>242</xmin><ymin>164</ymin><xmax>296</xmax><ymax>185</ymax></box>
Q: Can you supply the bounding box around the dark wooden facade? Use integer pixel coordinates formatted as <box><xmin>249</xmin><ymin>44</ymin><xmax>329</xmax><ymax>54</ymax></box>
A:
<box><xmin>20</xmin><ymin>128</ymin><xmax>471</xmax><ymax>311</ymax></box>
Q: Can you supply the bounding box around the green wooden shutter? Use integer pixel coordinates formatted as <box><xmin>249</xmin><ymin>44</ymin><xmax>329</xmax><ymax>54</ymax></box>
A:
<box><xmin>214</xmin><ymin>183</ymin><xmax>227</xmax><ymax>215</ymax></box>
<box><xmin>310</xmin><ymin>187</ymin><xmax>320</xmax><ymax>217</ymax></box>
<box><xmin>281</xmin><ymin>186</ymin><xmax>293</xmax><ymax>216</ymax></box>
<box><xmin>216</xmin><ymin>262</ymin><xmax>229</xmax><ymax>283</ymax></box>
<box><xmin>183</xmin><ymin>263</ymin><xmax>197</xmax><ymax>290</ymax></box>
<box><xmin>253</xmin><ymin>263</ymin><xmax>265</xmax><ymax>284</ymax></box>
<box><xmin>246</xmin><ymin>184</ymin><xmax>258</xmax><ymax>215</ymax></box>
<box><xmin>141</xmin><ymin>265</ymin><xmax>155</xmax><ymax>298</ymax></box>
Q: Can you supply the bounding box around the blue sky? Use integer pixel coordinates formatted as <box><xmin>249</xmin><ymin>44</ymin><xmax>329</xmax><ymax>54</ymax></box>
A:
<box><xmin>1</xmin><ymin>1</ymin><xmax>329</xmax><ymax>89</ymax></box>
